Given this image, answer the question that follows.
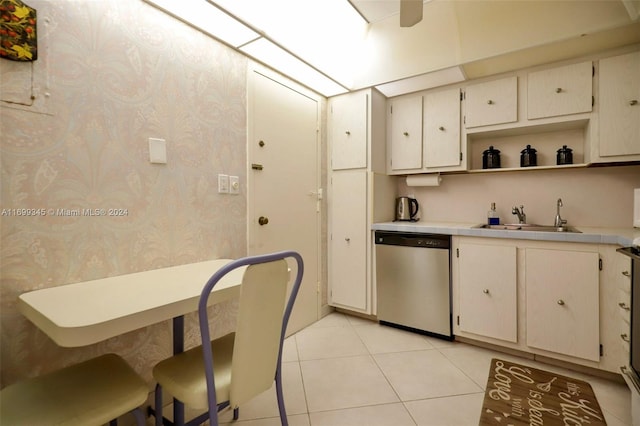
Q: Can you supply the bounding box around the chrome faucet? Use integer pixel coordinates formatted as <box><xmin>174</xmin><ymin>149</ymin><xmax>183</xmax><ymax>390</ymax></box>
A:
<box><xmin>554</xmin><ymin>198</ymin><xmax>567</xmax><ymax>228</ymax></box>
<box><xmin>512</xmin><ymin>205</ymin><xmax>526</xmax><ymax>224</ymax></box>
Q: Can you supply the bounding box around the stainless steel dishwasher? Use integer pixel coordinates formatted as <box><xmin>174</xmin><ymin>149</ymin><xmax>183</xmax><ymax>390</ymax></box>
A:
<box><xmin>375</xmin><ymin>231</ymin><xmax>452</xmax><ymax>340</ymax></box>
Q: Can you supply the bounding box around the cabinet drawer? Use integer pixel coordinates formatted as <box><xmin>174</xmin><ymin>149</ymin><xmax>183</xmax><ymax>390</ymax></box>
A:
<box><xmin>464</xmin><ymin>76</ymin><xmax>517</xmax><ymax>128</ymax></box>
<box><xmin>527</xmin><ymin>61</ymin><xmax>593</xmax><ymax>119</ymax></box>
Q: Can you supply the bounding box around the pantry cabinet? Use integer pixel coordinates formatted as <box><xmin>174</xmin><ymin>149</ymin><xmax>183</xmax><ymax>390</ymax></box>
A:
<box><xmin>330</xmin><ymin>91</ymin><xmax>368</xmax><ymax>170</ymax></box>
<box><xmin>329</xmin><ymin>170</ymin><xmax>368</xmax><ymax>310</ymax></box>
<box><xmin>388</xmin><ymin>95</ymin><xmax>423</xmax><ymax>171</ymax></box>
<box><xmin>424</xmin><ymin>88</ymin><xmax>462</xmax><ymax>169</ymax></box>
<box><xmin>328</xmin><ymin>89</ymin><xmax>395</xmax><ymax>314</ymax></box>
<box><xmin>597</xmin><ymin>51</ymin><xmax>640</xmax><ymax>160</ymax></box>
<box><xmin>458</xmin><ymin>242</ymin><xmax>517</xmax><ymax>342</ymax></box>
<box><xmin>464</xmin><ymin>76</ymin><xmax>518</xmax><ymax>128</ymax></box>
<box><xmin>525</xmin><ymin>248</ymin><xmax>600</xmax><ymax>361</ymax></box>
<box><xmin>527</xmin><ymin>61</ymin><xmax>593</xmax><ymax>119</ymax></box>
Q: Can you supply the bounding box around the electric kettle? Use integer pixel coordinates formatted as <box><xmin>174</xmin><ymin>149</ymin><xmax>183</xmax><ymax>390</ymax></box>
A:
<box><xmin>396</xmin><ymin>197</ymin><xmax>419</xmax><ymax>221</ymax></box>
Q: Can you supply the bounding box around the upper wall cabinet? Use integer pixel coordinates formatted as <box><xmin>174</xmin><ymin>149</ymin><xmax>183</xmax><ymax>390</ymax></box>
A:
<box><xmin>389</xmin><ymin>95</ymin><xmax>423</xmax><ymax>171</ymax></box>
<box><xmin>598</xmin><ymin>51</ymin><xmax>640</xmax><ymax>159</ymax></box>
<box><xmin>464</xmin><ymin>76</ymin><xmax>518</xmax><ymax>128</ymax></box>
<box><xmin>424</xmin><ymin>87</ymin><xmax>462</xmax><ymax>169</ymax></box>
<box><xmin>527</xmin><ymin>61</ymin><xmax>593</xmax><ymax>119</ymax></box>
<box><xmin>330</xmin><ymin>91</ymin><xmax>368</xmax><ymax>170</ymax></box>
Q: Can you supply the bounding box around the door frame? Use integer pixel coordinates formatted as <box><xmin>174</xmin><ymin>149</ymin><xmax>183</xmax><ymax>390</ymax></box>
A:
<box><xmin>246</xmin><ymin>61</ymin><xmax>325</xmax><ymax>322</ymax></box>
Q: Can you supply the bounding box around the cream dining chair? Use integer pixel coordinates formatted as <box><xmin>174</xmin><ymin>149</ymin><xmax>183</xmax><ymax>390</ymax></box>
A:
<box><xmin>0</xmin><ymin>353</ymin><xmax>148</xmax><ymax>425</ymax></box>
<box><xmin>151</xmin><ymin>250</ymin><xmax>304</xmax><ymax>426</ymax></box>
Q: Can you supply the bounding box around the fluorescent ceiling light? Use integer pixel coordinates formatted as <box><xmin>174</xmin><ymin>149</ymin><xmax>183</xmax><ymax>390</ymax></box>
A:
<box><xmin>375</xmin><ymin>66</ymin><xmax>466</xmax><ymax>97</ymax></box>
<box><xmin>144</xmin><ymin>0</ymin><xmax>259</xmax><ymax>47</ymax></box>
<box><xmin>241</xmin><ymin>38</ymin><xmax>349</xmax><ymax>97</ymax></box>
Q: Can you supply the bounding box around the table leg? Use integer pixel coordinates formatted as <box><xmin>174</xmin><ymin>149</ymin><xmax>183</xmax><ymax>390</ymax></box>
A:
<box><xmin>172</xmin><ymin>316</ymin><xmax>185</xmax><ymax>424</ymax></box>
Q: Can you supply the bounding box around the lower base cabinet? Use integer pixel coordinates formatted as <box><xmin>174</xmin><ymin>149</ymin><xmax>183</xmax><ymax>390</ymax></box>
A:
<box><xmin>453</xmin><ymin>237</ymin><xmax>623</xmax><ymax>373</ymax></box>
<box><xmin>525</xmin><ymin>248</ymin><xmax>600</xmax><ymax>361</ymax></box>
<box><xmin>458</xmin><ymin>242</ymin><xmax>517</xmax><ymax>342</ymax></box>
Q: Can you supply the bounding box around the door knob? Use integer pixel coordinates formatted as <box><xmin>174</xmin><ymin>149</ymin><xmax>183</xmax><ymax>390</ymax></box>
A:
<box><xmin>258</xmin><ymin>216</ymin><xmax>269</xmax><ymax>226</ymax></box>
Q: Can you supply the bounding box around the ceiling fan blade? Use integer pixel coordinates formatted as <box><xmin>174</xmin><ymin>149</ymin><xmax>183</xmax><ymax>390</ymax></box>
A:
<box><xmin>400</xmin><ymin>0</ymin><xmax>423</xmax><ymax>27</ymax></box>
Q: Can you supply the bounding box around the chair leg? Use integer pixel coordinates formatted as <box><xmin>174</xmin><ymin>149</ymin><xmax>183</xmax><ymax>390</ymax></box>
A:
<box><xmin>154</xmin><ymin>383</ymin><xmax>164</xmax><ymax>426</ymax></box>
<box><xmin>132</xmin><ymin>407</ymin><xmax>147</xmax><ymax>426</ymax></box>
<box><xmin>275</xmin><ymin>366</ymin><xmax>288</xmax><ymax>426</ymax></box>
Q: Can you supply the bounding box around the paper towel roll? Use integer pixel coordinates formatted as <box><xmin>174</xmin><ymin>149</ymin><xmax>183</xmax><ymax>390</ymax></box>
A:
<box><xmin>406</xmin><ymin>173</ymin><xmax>442</xmax><ymax>187</ymax></box>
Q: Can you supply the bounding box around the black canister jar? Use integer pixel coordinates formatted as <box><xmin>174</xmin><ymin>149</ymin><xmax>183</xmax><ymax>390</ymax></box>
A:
<box><xmin>520</xmin><ymin>145</ymin><xmax>537</xmax><ymax>167</ymax></box>
<box><xmin>482</xmin><ymin>146</ymin><xmax>501</xmax><ymax>169</ymax></box>
<box><xmin>556</xmin><ymin>145</ymin><xmax>573</xmax><ymax>165</ymax></box>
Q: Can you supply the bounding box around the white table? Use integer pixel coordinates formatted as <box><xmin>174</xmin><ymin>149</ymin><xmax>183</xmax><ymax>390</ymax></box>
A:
<box><xmin>18</xmin><ymin>259</ymin><xmax>244</xmax><ymax>347</ymax></box>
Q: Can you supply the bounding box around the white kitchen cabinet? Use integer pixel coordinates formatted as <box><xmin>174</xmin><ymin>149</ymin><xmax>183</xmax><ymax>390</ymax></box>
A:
<box><xmin>329</xmin><ymin>170</ymin><xmax>368</xmax><ymax>310</ymax></box>
<box><xmin>527</xmin><ymin>61</ymin><xmax>593</xmax><ymax>119</ymax></box>
<box><xmin>464</xmin><ymin>76</ymin><xmax>518</xmax><ymax>128</ymax></box>
<box><xmin>424</xmin><ymin>87</ymin><xmax>463</xmax><ymax>169</ymax></box>
<box><xmin>597</xmin><ymin>51</ymin><xmax>640</xmax><ymax>160</ymax></box>
<box><xmin>458</xmin><ymin>242</ymin><xmax>517</xmax><ymax>342</ymax></box>
<box><xmin>328</xmin><ymin>89</ymin><xmax>394</xmax><ymax>314</ymax></box>
<box><xmin>329</xmin><ymin>91</ymin><xmax>368</xmax><ymax>170</ymax></box>
<box><xmin>525</xmin><ymin>248</ymin><xmax>600</xmax><ymax>361</ymax></box>
<box><xmin>389</xmin><ymin>95</ymin><xmax>423</xmax><ymax>171</ymax></box>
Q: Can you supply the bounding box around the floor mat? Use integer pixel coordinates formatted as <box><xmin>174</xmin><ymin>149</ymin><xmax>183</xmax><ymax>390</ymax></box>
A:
<box><xmin>480</xmin><ymin>358</ymin><xmax>607</xmax><ymax>425</ymax></box>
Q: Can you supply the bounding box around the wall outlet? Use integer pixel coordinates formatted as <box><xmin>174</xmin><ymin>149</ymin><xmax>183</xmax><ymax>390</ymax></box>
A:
<box><xmin>218</xmin><ymin>174</ymin><xmax>229</xmax><ymax>193</ymax></box>
<box><xmin>229</xmin><ymin>176</ymin><xmax>240</xmax><ymax>195</ymax></box>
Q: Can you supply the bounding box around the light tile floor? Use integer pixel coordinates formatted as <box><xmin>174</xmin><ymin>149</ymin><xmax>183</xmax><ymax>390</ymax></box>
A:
<box><xmin>218</xmin><ymin>312</ymin><xmax>632</xmax><ymax>426</ymax></box>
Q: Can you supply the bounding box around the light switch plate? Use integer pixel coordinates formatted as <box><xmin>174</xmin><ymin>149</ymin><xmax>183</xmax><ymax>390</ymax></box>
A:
<box><xmin>229</xmin><ymin>176</ymin><xmax>239</xmax><ymax>195</ymax></box>
<box><xmin>218</xmin><ymin>174</ymin><xmax>229</xmax><ymax>193</ymax></box>
<box><xmin>149</xmin><ymin>138</ymin><xmax>167</xmax><ymax>164</ymax></box>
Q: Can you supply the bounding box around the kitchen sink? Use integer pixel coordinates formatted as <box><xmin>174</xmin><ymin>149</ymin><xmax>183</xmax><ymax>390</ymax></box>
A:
<box><xmin>475</xmin><ymin>224</ymin><xmax>582</xmax><ymax>233</ymax></box>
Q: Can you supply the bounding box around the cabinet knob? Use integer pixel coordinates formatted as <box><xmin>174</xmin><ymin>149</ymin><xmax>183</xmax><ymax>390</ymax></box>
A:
<box><xmin>487</xmin><ymin>100</ymin><xmax>494</xmax><ymax>105</ymax></box>
<box><xmin>630</xmin><ymin>100</ymin><xmax>638</xmax><ymax>106</ymax></box>
<box><xmin>345</xmin><ymin>130</ymin><xmax>351</xmax><ymax>135</ymax></box>
<box><xmin>622</xmin><ymin>270</ymin><xmax>631</xmax><ymax>277</ymax></box>
<box><xmin>403</xmin><ymin>131</ymin><xmax>409</xmax><ymax>136</ymax></box>
<box><xmin>621</xmin><ymin>333</ymin><xmax>630</xmax><ymax>342</ymax></box>
<box><xmin>483</xmin><ymin>289</ymin><xmax>490</xmax><ymax>294</ymax></box>
<box><xmin>258</xmin><ymin>216</ymin><xmax>269</xmax><ymax>226</ymax></box>
<box><xmin>345</xmin><ymin>237</ymin><xmax>350</xmax><ymax>242</ymax></box>
<box><xmin>556</xmin><ymin>87</ymin><xmax>563</xmax><ymax>93</ymax></box>
<box><xmin>557</xmin><ymin>299</ymin><xmax>565</xmax><ymax>306</ymax></box>
<box><xmin>619</xmin><ymin>302</ymin><xmax>631</xmax><ymax>311</ymax></box>
<box><xmin>438</xmin><ymin>126</ymin><xmax>445</xmax><ymax>131</ymax></box>
<box><xmin>258</xmin><ymin>140</ymin><xmax>265</xmax><ymax>147</ymax></box>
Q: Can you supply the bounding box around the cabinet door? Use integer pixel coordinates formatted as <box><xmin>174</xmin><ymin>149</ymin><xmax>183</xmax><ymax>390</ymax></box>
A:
<box><xmin>330</xmin><ymin>91</ymin><xmax>368</xmax><ymax>170</ymax></box>
<box><xmin>389</xmin><ymin>96</ymin><xmax>423</xmax><ymax>170</ymax></box>
<box><xmin>527</xmin><ymin>61</ymin><xmax>593</xmax><ymax>119</ymax></box>
<box><xmin>464</xmin><ymin>76</ymin><xmax>517</xmax><ymax>128</ymax></box>
<box><xmin>525</xmin><ymin>248</ymin><xmax>600</xmax><ymax>361</ymax></box>
<box><xmin>458</xmin><ymin>243</ymin><xmax>517</xmax><ymax>342</ymax></box>
<box><xmin>424</xmin><ymin>88</ymin><xmax>461</xmax><ymax>168</ymax></box>
<box><xmin>599</xmin><ymin>52</ymin><xmax>640</xmax><ymax>157</ymax></box>
<box><xmin>329</xmin><ymin>170</ymin><xmax>368</xmax><ymax>311</ymax></box>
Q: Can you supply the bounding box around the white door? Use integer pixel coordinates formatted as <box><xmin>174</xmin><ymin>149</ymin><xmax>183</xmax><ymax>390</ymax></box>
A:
<box><xmin>247</xmin><ymin>68</ymin><xmax>320</xmax><ymax>335</ymax></box>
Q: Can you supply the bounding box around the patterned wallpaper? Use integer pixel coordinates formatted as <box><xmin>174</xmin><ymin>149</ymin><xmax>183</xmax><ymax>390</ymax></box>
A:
<box><xmin>1</xmin><ymin>0</ymin><xmax>250</xmax><ymax>387</ymax></box>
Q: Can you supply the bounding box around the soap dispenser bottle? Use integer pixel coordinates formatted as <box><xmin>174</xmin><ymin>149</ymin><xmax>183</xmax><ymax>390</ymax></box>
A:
<box><xmin>488</xmin><ymin>203</ymin><xmax>499</xmax><ymax>225</ymax></box>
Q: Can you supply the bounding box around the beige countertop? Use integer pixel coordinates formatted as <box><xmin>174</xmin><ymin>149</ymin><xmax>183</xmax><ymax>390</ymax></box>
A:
<box><xmin>372</xmin><ymin>221</ymin><xmax>640</xmax><ymax>246</ymax></box>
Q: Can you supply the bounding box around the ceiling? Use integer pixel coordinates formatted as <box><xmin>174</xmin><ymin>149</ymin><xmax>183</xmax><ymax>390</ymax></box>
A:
<box><xmin>349</xmin><ymin>0</ymin><xmax>430</xmax><ymax>23</ymax></box>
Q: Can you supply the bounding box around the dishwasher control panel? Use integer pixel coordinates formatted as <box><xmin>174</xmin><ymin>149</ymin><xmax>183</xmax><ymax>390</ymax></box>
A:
<box><xmin>375</xmin><ymin>231</ymin><xmax>450</xmax><ymax>249</ymax></box>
